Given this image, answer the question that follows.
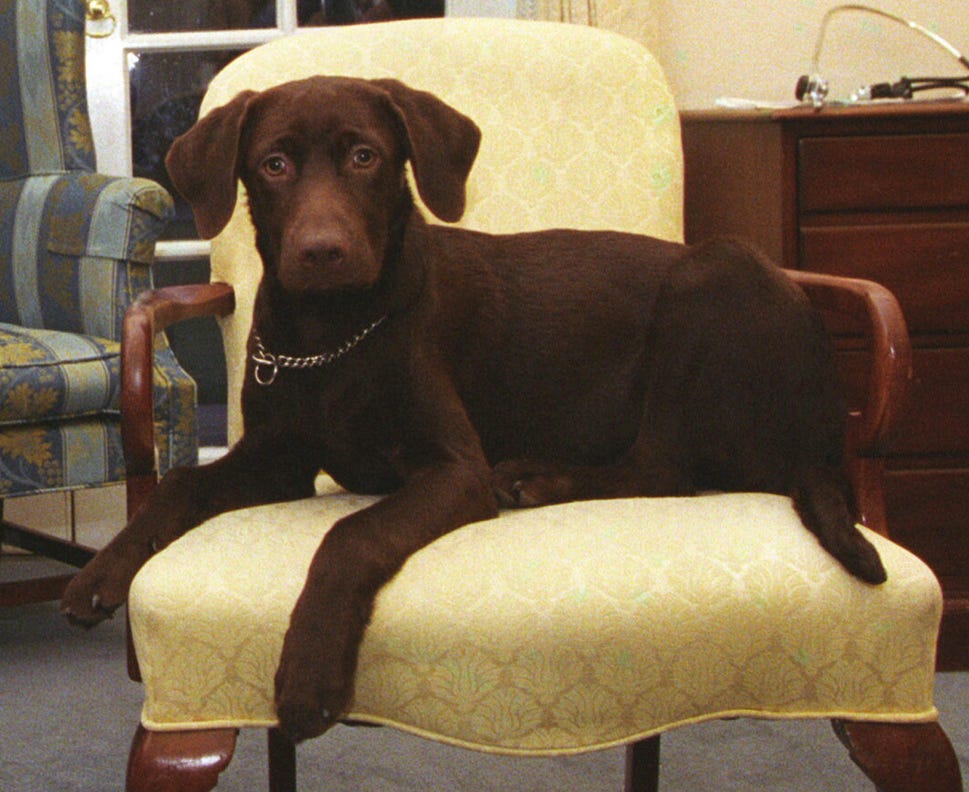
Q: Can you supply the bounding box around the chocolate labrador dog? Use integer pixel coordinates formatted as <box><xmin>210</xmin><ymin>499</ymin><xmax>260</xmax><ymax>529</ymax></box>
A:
<box><xmin>63</xmin><ymin>75</ymin><xmax>886</xmax><ymax>742</ymax></box>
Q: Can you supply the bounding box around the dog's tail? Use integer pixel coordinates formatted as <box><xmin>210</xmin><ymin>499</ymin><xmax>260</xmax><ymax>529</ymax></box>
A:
<box><xmin>791</xmin><ymin>466</ymin><xmax>887</xmax><ymax>584</ymax></box>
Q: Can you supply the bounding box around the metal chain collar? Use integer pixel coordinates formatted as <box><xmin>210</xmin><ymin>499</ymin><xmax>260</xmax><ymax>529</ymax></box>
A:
<box><xmin>250</xmin><ymin>314</ymin><xmax>387</xmax><ymax>386</ymax></box>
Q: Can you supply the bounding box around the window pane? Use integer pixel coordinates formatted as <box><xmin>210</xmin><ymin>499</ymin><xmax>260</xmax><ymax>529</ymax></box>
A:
<box><xmin>125</xmin><ymin>0</ymin><xmax>450</xmax><ymax>31</ymax></box>
<box><xmin>131</xmin><ymin>50</ymin><xmax>246</xmax><ymax>240</ymax></box>
<box><xmin>298</xmin><ymin>1</ymin><xmax>445</xmax><ymax>27</ymax></box>
<box><xmin>128</xmin><ymin>1</ymin><xmax>277</xmax><ymax>33</ymax></box>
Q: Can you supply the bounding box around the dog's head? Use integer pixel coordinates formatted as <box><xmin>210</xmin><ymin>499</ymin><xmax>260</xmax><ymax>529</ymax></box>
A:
<box><xmin>166</xmin><ymin>76</ymin><xmax>481</xmax><ymax>294</ymax></box>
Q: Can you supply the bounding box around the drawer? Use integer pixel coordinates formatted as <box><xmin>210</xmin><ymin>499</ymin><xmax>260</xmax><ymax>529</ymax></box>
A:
<box><xmin>800</xmin><ymin>222</ymin><xmax>969</xmax><ymax>333</ymax></box>
<box><xmin>836</xmin><ymin>346</ymin><xmax>969</xmax><ymax>456</ymax></box>
<box><xmin>885</xmin><ymin>467</ymin><xmax>969</xmax><ymax>579</ymax></box>
<box><xmin>799</xmin><ymin>134</ymin><xmax>969</xmax><ymax>212</ymax></box>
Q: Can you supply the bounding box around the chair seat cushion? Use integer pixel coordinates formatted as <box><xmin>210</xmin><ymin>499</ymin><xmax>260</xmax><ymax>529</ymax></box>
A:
<box><xmin>0</xmin><ymin>323</ymin><xmax>120</xmax><ymax>424</ymax></box>
<box><xmin>0</xmin><ymin>323</ymin><xmax>197</xmax><ymax>495</ymax></box>
<box><xmin>129</xmin><ymin>486</ymin><xmax>941</xmax><ymax>755</ymax></box>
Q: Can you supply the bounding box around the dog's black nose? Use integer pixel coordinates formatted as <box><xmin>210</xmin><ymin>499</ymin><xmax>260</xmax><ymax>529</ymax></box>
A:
<box><xmin>298</xmin><ymin>231</ymin><xmax>349</xmax><ymax>268</ymax></box>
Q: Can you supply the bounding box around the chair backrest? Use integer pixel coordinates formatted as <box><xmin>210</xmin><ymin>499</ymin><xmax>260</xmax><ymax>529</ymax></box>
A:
<box><xmin>0</xmin><ymin>0</ymin><xmax>96</xmax><ymax>178</ymax></box>
<box><xmin>203</xmin><ymin>18</ymin><xmax>684</xmax><ymax>443</ymax></box>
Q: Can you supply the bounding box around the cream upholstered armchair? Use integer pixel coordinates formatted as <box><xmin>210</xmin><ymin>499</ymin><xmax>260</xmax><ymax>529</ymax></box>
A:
<box><xmin>118</xmin><ymin>18</ymin><xmax>961</xmax><ymax>792</ymax></box>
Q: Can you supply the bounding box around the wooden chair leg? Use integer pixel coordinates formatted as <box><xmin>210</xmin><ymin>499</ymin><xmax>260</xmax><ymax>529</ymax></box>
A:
<box><xmin>268</xmin><ymin>728</ymin><xmax>297</xmax><ymax>792</ymax></box>
<box><xmin>624</xmin><ymin>736</ymin><xmax>661</xmax><ymax>792</ymax></box>
<box><xmin>833</xmin><ymin>719</ymin><xmax>964</xmax><ymax>792</ymax></box>
<box><xmin>126</xmin><ymin>724</ymin><xmax>237</xmax><ymax>792</ymax></box>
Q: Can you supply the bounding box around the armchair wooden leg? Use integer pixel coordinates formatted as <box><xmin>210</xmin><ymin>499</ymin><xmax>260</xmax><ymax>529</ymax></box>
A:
<box><xmin>126</xmin><ymin>724</ymin><xmax>237</xmax><ymax>792</ymax></box>
<box><xmin>624</xmin><ymin>736</ymin><xmax>661</xmax><ymax>792</ymax></box>
<box><xmin>833</xmin><ymin>719</ymin><xmax>963</xmax><ymax>792</ymax></box>
<box><xmin>268</xmin><ymin>728</ymin><xmax>297</xmax><ymax>792</ymax></box>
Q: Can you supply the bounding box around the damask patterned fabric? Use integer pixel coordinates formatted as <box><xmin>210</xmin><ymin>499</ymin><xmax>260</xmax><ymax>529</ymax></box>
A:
<box><xmin>131</xmin><ymin>487</ymin><xmax>940</xmax><ymax>751</ymax></box>
<box><xmin>0</xmin><ymin>0</ymin><xmax>196</xmax><ymax>497</ymax></box>
<box><xmin>1</xmin><ymin>325</ymin><xmax>120</xmax><ymax>423</ymax></box>
<box><xmin>0</xmin><ymin>324</ymin><xmax>194</xmax><ymax>495</ymax></box>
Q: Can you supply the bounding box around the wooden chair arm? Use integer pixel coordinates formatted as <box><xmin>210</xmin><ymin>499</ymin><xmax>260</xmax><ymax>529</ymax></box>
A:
<box><xmin>121</xmin><ymin>283</ymin><xmax>235</xmax><ymax>517</ymax></box>
<box><xmin>787</xmin><ymin>270</ymin><xmax>913</xmax><ymax>536</ymax></box>
<box><xmin>785</xmin><ymin>269</ymin><xmax>913</xmax><ymax>458</ymax></box>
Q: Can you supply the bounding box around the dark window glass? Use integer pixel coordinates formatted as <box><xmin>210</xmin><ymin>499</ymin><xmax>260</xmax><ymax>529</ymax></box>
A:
<box><xmin>128</xmin><ymin>1</ymin><xmax>277</xmax><ymax>33</ymax></box>
<box><xmin>130</xmin><ymin>50</ymin><xmax>246</xmax><ymax>240</ymax></box>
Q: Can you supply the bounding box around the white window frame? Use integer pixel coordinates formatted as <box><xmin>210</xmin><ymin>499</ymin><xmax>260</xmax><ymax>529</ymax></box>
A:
<box><xmin>86</xmin><ymin>1</ymin><xmax>308</xmax><ymax>260</ymax></box>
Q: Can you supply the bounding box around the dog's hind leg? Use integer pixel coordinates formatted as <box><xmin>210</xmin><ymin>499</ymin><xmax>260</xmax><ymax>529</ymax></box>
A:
<box><xmin>791</xmin><ymin>465</ymin><xmax>887</xmax><ymax>584</ymax></box>
<box><xmin>492</xmin><ymin>439</ymin><xmax>695</xmax><ymax>508</ymax></box>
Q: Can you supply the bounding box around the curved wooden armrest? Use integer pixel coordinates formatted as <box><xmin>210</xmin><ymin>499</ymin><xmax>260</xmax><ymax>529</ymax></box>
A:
<box><xmin>785</xmin><ymin>269</ymin><xmax>913</xmax><ymax>458</ymax></box>
<box><xmin>121</xmin><ymin>283</ymin><xmax>235</xmax><ymax>516</ymax></box>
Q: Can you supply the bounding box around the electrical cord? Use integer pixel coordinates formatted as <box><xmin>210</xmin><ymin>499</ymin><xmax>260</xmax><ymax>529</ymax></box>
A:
<box><xmin>796</xmin><ymin>4</ymin><xmax>969</xmax><ymax>107</ymax></box>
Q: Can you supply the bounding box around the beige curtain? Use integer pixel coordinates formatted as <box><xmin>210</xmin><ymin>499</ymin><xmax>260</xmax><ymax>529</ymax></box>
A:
<box><xmin>518</xmin><ymin>1</ymin><xmax>660</xmax><ymax>55</ymax></box>
<box><xmin>517</xmin><ymin>0</ymin><xmax>597</xmax><ymax>26</ymax></box>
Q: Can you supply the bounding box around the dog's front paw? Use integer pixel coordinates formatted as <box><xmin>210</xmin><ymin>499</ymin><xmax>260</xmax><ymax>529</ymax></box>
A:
<box><xmin>61</xmin><ymin>553</ymin><xmax>134</xmax><ymax>627</ymax></box>
<box><xmin>493</xmin><ymin>460</ymin><xmax>575</xmax><ymax>508</ymax></box>
<box><xmin>273</xmin><ymin>628</ymin><xmax>353</xmax><ymax>743</ymax></box>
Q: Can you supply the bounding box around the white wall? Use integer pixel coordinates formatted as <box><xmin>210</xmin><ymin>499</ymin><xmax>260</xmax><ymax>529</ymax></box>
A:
<box><xmin>654</xmin><ymin>1</ymin><xmax>969</xmax><ymax>108</ymax></box>
<box><xmin>448</xmin><ymin>1</ymin><xmax>969</xmax><ymax>109</ymax></box>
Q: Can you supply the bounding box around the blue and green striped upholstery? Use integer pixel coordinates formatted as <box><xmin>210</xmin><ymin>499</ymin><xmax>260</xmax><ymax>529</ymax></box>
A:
<box><xmin>0</xmin><ymin>324</ymin><xmax>127</xmax><ymax>493</ymax></box>
<box><xmin>0</xmin><ymin>322</ymin><xmax>195</xmax><ymax>496</ymax></box>
<box><xmin>0</xmin><ymin>0</ymin><xmax>197</xmax><ymax>499</ymax></box>
<box><xmin>0</xmin><ymin>0</ymin><xmax>95</xmax><ymax>177</ymax></box>
<box><xmin>0</xmin><ymin>173</ymin><xmax>172</xmax><ymax>335</ymax></box>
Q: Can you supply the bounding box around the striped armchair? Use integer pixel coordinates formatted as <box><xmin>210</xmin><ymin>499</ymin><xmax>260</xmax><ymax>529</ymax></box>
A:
<box><xmin>0</xmin><ymin>0</ymin><xmax>196</xmax><ymax>602</ymax></box>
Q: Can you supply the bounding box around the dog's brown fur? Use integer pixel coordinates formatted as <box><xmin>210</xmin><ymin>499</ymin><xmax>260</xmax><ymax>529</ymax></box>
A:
<box><xmin>63</xmin><ymin>76</ymin><xmax>886</xmax><ymax>742</ymax></box>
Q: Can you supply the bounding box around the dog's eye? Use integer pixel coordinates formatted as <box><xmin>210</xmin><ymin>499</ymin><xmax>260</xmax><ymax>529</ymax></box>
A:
<box><xmin>261</xmin><ymin>155</ymin><xmax>290</xmax><ymax>177</ymax></box>
<box><xmin>350</xmin><ymin>147</ymin><xmax>378</xmax><ymax>169</ymax></box>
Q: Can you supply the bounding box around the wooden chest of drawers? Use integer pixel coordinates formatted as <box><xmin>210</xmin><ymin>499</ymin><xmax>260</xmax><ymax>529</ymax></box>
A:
<box><xmin>681</xmin><ymin>103</ymin><xmax>969</xmax><ymax>669</ymax></box>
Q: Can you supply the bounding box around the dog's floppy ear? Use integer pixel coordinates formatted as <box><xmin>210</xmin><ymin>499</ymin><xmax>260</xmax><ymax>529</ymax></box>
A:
<box><xmin>373</xmin><ymin>79</ymin><xmax>481</xmax><ymax>223</ymax></box>
<box><xmin>165</xmin><ymin>90</ymin><xmax>256</xmax><ymax>239</ymax></box>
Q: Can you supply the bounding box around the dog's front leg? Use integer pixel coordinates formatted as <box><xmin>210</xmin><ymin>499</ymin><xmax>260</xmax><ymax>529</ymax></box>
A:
<box><xmin>273</xmin><ymin>461</ymin><xmax>497</xmax><ymax>742</ymax></box>
<box><xmin>62</xmin><ymin>437</ymin><xmax>319</xmax><ymax>627</ymax></box>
